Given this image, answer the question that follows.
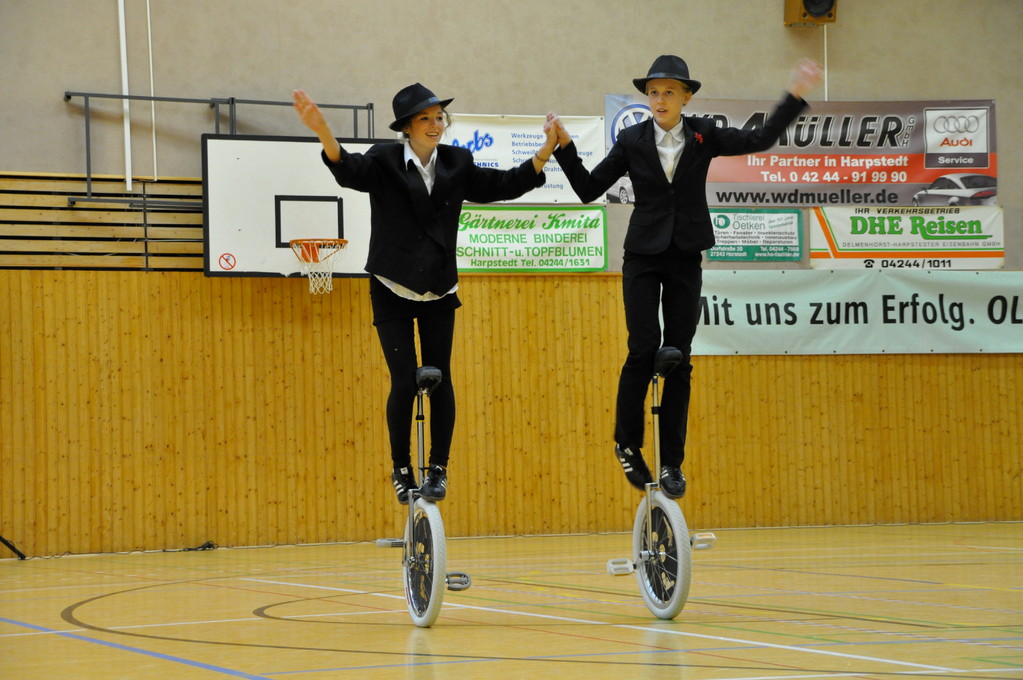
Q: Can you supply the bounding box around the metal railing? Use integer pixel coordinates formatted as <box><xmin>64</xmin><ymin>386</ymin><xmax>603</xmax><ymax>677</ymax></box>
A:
<box><xmin>63</xmin><ymin>91</ymin><xmax>375</xmax><ymax>210</ymax></box>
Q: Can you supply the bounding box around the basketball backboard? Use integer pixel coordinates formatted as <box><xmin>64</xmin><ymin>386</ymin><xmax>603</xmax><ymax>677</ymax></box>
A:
<box><xmin>203</xmin><ymin>134</ymin><xmax>382</xmax><ymax>277</ymax></box>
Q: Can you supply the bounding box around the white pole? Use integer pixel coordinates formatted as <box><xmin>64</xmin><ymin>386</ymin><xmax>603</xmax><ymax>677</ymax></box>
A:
<box><xmin>146</xmin><ymin>0</ymin><xmax>157</xmax><ymax>181</ymax></box>
<box><xmin>823</xmin><ymin>24</ymin><xmax>829</xmax><ymax>102</ymax></box>
<box><xmin>118</xmin><ymin>0</ymin><xmax>133</xmax><ymax>191</ymax></box>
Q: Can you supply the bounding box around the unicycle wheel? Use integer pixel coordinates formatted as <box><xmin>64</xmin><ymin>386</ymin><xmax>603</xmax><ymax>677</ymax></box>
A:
<box><xmin>632</xmin><ymin>490</ymin><xmax>692</xmax><ymax>619</ymax></box>
<box><xmin>403</xmin><ymin>498</ymin><xmax>447</xmax><ymax>627</ymax></box>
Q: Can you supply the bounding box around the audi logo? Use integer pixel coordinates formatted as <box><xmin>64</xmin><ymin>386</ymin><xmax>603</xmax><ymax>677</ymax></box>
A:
<box><xmin>932</xmin><ymin>115</ymin><xmax>982</xmax><ymax>134</ymax></box>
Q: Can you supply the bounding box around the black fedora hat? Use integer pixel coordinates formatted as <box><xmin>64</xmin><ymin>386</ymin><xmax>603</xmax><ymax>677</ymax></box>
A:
<box><xmin>632</xmin><ymin>55</ymin><xmax>701</xmax><ymax>95</ymax></box>
<box><xmin>389</xmin><ymin>83</ymin><xmax>454</xmax><ymax>132</ymax></box>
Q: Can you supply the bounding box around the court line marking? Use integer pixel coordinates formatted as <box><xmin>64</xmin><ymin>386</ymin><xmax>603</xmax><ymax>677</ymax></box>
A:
<box><xmin>0</xmin><ymin>609</ymin><xmax>414</xmax><ymax>641</ymax></box>
<box><xmin>0</xmin><ymin>615</ymin><xmax>272</xmax><ymax>680</ymax></box>
<box><xmin>5</xmin><ymin>583</ymin><xmax>1011</xmax><ymax>679</ymax></box>
<box><xmin>669</xmin><ymin>672</ymin><xmax>1020</xmax><ymax>680</ymax></box>
<box><xmin>243</xmin><ymin>578</ymin><xmax>955</xmax><ymax>672</ymax></box>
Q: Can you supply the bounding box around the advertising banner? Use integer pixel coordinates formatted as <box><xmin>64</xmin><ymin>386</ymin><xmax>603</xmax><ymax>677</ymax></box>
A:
<box><xmin>706</xmin><ymin>208</ymin><xmax>802</xmax><ymax>262</ymax></box>
<box><xmin>604</xmin><ymin>96</ymin><xmax>997</xmax><ymax>209</ymax></box>
<box><xmin>693</xmin><ymin>270</ymin><xmax>1023</xmax><ymax>355</ymax></box>
<box><xmin>448</xmin><ymin>114</ymin><xmax>604</xmax><ymax>204</ymax></box>
<box><xmin>456</xmin><ymin>205</ymin><xmax>607</xmax><ymax>272</ymax></box>
<box><xmin>809</xmin><ymin>206</ymin><xmax>1004</xmax><ymax>269</ymax></box>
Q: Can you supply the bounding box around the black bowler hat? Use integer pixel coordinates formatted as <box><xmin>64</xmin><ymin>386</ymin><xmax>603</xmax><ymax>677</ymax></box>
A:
<box><xmin>632</xmin><ymin>55</ymin><xmax>702</xmax><ymax>95</ymax></box>
<box><xmin>388</xmin><ymin>83</ymin><xmax>454</xmax><ymax>131</ymax></box>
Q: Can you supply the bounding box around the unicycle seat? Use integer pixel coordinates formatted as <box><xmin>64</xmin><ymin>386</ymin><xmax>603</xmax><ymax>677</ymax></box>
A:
<box><xmin>416</xmin><ymin>366</ymin><xmax>443</xmax><ymax>396</ymax></box>
<box><xmin>654</xmin><ymin>346</ymin><xmax>683</xmax><ymax>377</ymax></box>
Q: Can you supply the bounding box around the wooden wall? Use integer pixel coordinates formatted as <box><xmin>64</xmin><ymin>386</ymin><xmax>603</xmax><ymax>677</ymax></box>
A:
<box><xmin>2</xmin><ymin>175</ymin><xmax>1022</xmax><ymax>556</ymax></box>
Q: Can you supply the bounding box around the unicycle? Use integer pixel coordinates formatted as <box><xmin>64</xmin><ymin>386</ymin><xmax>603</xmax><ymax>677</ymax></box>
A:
<box><xmin>376</xmin><ymin>366</ymin><xmax>471</xmax><ymax>627</ymax></box>
<box><xmin>606</xmin><ymin>346</ymin><xmax>717</xmax><ymax>619</ymax></box>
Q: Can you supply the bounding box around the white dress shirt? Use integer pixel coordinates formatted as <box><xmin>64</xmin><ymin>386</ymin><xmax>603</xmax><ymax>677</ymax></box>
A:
<box><xmin>653</xmin><ymin>118</ymin><xmax>685</xmax><ymax>181</ymax></box>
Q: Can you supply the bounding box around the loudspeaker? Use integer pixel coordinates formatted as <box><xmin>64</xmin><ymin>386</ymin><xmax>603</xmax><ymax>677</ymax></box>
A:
<box><xmin>784</xmin><ymin>0</ymin><xmax>837</xmax><ymax>26</ymax></box>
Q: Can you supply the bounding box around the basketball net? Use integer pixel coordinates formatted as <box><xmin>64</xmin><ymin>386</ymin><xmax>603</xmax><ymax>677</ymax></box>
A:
<box><xmin>290</xmin><ymin>239</ymin><xmax>348</xmax><ymax>294</ymax></box>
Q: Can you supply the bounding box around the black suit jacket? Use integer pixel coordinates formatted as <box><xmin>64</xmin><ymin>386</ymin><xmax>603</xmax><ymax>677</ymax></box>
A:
<box><xmin>323</xmin><ymin>143</ymin><xmax>545</xmax><ymax>295</ymax></box>
<box><xmin>553</xmin><ymin>93</ymin><xmax>808</xmax><ymax>254</ymax></box>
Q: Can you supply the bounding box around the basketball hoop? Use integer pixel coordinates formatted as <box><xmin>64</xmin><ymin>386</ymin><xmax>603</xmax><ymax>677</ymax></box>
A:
<box><xmin>290</xmin><ymin>238</ymin><xmax>348</xmax><ymax>294</ymax></box>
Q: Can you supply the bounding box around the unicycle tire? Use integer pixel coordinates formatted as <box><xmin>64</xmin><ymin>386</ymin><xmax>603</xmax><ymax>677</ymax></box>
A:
<box><xmin>403</xmin><ymin>497</ymin><xmax>447</xmax><ymax>627</ymax></box>
<box><xmin>632</xmin><ymin>490</ymin><xmax>692</xmax><ymax>619</ymax></box>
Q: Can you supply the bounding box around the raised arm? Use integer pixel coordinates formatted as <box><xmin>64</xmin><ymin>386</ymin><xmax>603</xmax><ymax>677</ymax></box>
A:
<box><xmin>786</xmin><ymin>58</ymin><xmax>824</xmax><ymax>101</ymax></box>
<box><xmin>293</xmin><ymin>89</ymin><xmax>341</xmax><ymax>162</ymax></box>
<box><xmin>548</xmin><ymin>111</ymin><xmax>572</xmax><ymax>151</ymax></box>
<box><xmin>544</xmin><ymin>111</ymin><xmax>628</xmax><ymax>203</ymax></box>
<box><xmin>531</xmin><ymin>115</ymin><xmax>560</xmax><ymax>174</ymax></box>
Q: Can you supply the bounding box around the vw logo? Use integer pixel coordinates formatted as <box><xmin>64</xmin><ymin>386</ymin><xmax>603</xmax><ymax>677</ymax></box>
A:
<box><xmin>611</xmin><ymin>104</ymin><xmax>651</xmax><ymax>144</ymax></box>
<box><xmin>933</xmin><ymin>115</ymin><xmax>981</xmax><ymax>134</ymax></box>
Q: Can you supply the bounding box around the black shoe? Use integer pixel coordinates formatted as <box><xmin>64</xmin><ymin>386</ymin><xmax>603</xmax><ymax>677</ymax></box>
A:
<box><xmin>391</xmin><ymin>466</ymin><xmax>417</xmax><ymax>505</ymax></box>
<box><xmin>419</xmin><ymin>464</ymin><xmax>448</xmax><ymax>502</ymax></box>
<box><xmin>659</xmin><ymin>466</ymin><xmax>687</xmax><ymax>499</ymax></box>
<box><xmin>614</xmin><ymin>444</ymin><xmax>653</xmax><ymax>490</ymax></box>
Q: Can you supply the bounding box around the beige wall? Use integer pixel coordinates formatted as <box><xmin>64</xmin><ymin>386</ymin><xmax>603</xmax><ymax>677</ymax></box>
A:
<box><xmin>4</xmin><ymin>0</ymin><xmax>1021</xmax><ymax>266</ymax></box>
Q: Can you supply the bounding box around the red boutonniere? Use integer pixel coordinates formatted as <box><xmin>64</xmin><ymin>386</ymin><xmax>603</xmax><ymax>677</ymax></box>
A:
<box><xmin>694</xmin><ymin>133</ymin><xmax>704</xmax><ymax>144</ymax></box>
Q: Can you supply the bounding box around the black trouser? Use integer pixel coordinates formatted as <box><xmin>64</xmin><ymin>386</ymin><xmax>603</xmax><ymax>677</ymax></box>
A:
<box><xmin>615</xmin><ymin>245</ymin><xmax>703</xmax><ymax>468</ymax></box>
<box><xmin>370</xmin><ymin>277</ymin><xmax>459</xmax><ymax>469</ymax></box>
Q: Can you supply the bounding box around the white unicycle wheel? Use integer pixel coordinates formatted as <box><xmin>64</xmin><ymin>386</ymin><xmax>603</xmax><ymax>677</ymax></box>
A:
<box><xmin>632</xmin><ymin>490</ymin><xmax>692</xmax><ymax>619</ymax></box>
<box><xmin>403</xmin><ymin>498</ymin><xmax>447</xmax><ymax>627</ymax></box>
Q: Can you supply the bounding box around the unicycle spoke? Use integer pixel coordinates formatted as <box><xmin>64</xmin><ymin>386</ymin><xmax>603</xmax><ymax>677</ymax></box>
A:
<box><xmin>641</xmin><ymin>509</ymin><xmax>680</xmax><ymax>601</ymax></box>
<box><xmin>407</xmin><ymin>514</ymin><xmax>436</xmax><ymax>614</ymax></box>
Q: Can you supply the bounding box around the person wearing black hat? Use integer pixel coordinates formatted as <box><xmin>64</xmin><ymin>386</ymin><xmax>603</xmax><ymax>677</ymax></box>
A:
<box><xmin>294</xmin><ymin>84</ymin><xmax>558</xmax><ymax>503</ymax></box>
<box><xmin>549</xmin><ymin>56</ymin><xmax>822</xmax><ymax>499</ymax></box>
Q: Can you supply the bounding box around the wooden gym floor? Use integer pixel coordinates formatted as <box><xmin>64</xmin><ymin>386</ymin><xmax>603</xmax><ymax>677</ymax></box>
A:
<box><xmin>2</xmin><ymin>522</ymin><xmax>1021</xmax><ymax>679</ymax></box>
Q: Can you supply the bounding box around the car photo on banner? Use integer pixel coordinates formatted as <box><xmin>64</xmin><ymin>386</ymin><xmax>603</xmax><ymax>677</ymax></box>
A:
<box><xmin>911</xmin><ymin>173</ymin><xmax>997</xmax><ymax>206</ymax></box>
<box><xmin>608</xmin><ymin>177</ymin><xmax>635</xmax><ymax>204</ymax></box>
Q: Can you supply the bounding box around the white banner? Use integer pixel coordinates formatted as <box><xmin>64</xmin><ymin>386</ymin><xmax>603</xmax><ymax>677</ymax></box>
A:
<box><xmin>448</xmin><ymin>114</ymin><xmax>604</xmax><ymax>204</ymax></box>
<box><xmin>456</xmin><ymin>206</ymin><xmax>607</xmax><ymax>272</ymax></box>
<box><xmin>694</xmin><ymin>270</ymin><xmax>1023</xmax><ymax>355</ymax></box>
<box><xmin>706</xmin><ymin>208</ymin><xmax>802</xmax><ymax>262</ymax></box>
<box><xmin>809</xmin><ymin>205</ymin><xmax>1004</xmax><ymax>269</ymax></box>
